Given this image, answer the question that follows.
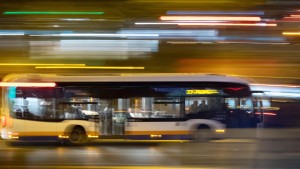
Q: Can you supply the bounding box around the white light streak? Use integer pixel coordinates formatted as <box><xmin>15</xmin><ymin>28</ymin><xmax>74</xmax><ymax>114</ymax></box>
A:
<box><xmin>118</xmin><ymin>29</ymin><xmax>218</xmax><ymax>37</ymax></box>
<box><xmin>30</xmin><ymin>40</ymin><xmax>159</xmax><ymax>59</ymax></box>
<box><xmin>178</xmin><ymin>22</ymin><xmax>277</xmax><ymax>27</ymax></box>
<box><xmin>251</xmin><ymin>84</ymin><xmax>300</xmax><ymax>98</ymax></box>
<box><xmin>167</xmin><ymin>41</ymin><xmax>213</xmax><ymax>44</ymax></box>
<box><xmin>0</xmin><ymin>82</ymin><xmax>56</xmax><ymax>87</ymax></box>
<box><xmin>135</xmin><ymin>22</ymin><xmax>178</xmax><ymax>25</ymax></box>
<box><xmin>135</xmin><ymin>22</ymin><xmax>277</xmax><ymax>27</ymax></box>
<box><xmin>160</xmin><ymin>16</ymin><xmax>261</xmax><ymax>21</ymax></box>
<box><xmin>0</xmin><ymin>32</ymin><xmax>24</xmax><ymax>36</ymax></box>
<box><xmin>30</xmin><ymin>33</ymin><xmax>159</xmax><ymax>37</ymax></box>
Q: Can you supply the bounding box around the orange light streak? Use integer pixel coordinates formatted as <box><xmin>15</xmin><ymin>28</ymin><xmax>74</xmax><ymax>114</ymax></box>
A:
<box><xmin>178</xmin><ymin>23</ymin><xmax>276</xmax><ymax>27</ymax></box>
<box><xmin>251</xmin><ymin>83</ymin><xmax>300</xmax><ymax>88</ymax></box>
<box><xmin>290</xmin><ymin>15</ymin><xmax>300</xmax><ymax>17</ymax></box>
<box><xmin>282</xmin><ymin>17</ymin><xmax>300</xmax><ymax>20</ymax></box>
<box><xmin>160</xmin><ymin>16</ymin><xmax>261</xmax><ymax>21</ymax></box>
<box><xmin>282</xmin><ymin>32</ymin><xmax>300</xmax><ymax>36</ymax></box>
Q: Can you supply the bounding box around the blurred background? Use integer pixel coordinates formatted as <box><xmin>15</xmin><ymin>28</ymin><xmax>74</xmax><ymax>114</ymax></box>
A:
<box><xmin>0</xmin><ymin>0</ymin><xmax>298</xmax><ymax>85</ymax></box>
<box><xmin>0</xmin><ymin>1</ymin><xmax>300</xmax><ymax>169</ymax></box>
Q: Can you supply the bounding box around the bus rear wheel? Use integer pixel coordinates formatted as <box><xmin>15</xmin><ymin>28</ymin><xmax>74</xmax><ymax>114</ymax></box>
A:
<box><xmin>68</xmin><ymin>126</ymin><xmax>87</xmax><ymax>145</ymax></box>
<box><xmin>193</xmin><ymin>125</ymin><xmax>212</xmax><ymax>142</ymax></box>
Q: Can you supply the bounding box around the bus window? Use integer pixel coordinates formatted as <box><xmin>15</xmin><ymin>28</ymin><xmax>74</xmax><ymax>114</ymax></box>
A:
<box><xmin>10</xmin><ymin>97</ymin><xmax>57</xmax><ymax>120</ymax></box>
<box><xmin>225</xmin><ymin>98</ymin><xmax>253</xmax><ymax>112</ymax></box>
<box><xmin>128</xmin><ymin>97</ymin><xmax>151</xmax><ymax>118</ymax></box>
<box><xmin>152</xmin><ymin>97</ymin><xmax>181</xmax><ymax>118</ymax></box>
<box><xmin>60</xmin><ymin>97</ymin><xmax>99</xmax><ymax>119</ymax></box>
<box><xmin>126</xmin><ymin>97</ymin><xmax>181</xmax><ymax>118</ymax></box>
<box><xmin>185</xmin><ymin>97</ymin><xmax>222</xmax><ymax>118</ymax></box>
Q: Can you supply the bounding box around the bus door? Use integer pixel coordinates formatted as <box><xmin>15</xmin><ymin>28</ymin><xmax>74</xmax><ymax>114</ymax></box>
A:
<box><xmin>98</xmin><ymin>99</ymin><xmax>127</xmax><ymax>136</ymax></box>
<box><xmin>254</xmin><ymin>97</ymin><xmax>273</xmax><ymax>128</ymax></box>
<box><xmin>98</xmin><ymin>99</ymin><xmax>113</xmax><ymax>135</ymax></box>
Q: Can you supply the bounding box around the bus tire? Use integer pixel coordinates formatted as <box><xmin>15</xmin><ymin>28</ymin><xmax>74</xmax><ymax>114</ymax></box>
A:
<box><xmin>193</xmin><ymin>125</ymin><xmax>212</xmax><ymax>142</ymax></box>
<box><xmin>68</xmin><ymin>126</ymin><xmax>87</xmax><ymax>145</ymax></box>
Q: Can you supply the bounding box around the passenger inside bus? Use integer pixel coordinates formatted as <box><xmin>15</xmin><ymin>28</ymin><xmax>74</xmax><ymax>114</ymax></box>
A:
<box><xmin>189</xmin><ymin>100</ymin><xmax>199</xmax><ymax>114</ymax></box>
<box><xmin>198</xmin><ymin>100</ymin><xmax>208</xmax><ymax>111</ymax></box>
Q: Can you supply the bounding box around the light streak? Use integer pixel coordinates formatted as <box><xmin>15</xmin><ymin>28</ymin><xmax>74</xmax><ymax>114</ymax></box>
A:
<box><xmin>282</xmin><ymin>32</ymin><xmax>300</xmax><ymax>36</ymax></box>
<box><xmin>178</xmin><ymin>22</ymin><xmax>277</xmax><ymax>27</ymax></box>
<box><xmin>251</xmin><ymin>83</ymin><xmax>300</xmax><ymax>88</ymax></box>
<box><xmin>0</xmin><ymin>82</ymin><xmax>56</xmax><ymax>87</ymax></box>
<box><xmin>135</xmin><ymin>22</ymin><xmax>276</xmax><ymax>27</ymax></box>
<box><xmin>255</xmin><ymin>112</ymin><xmax>277</xmax><ymax>116</ymax></box>
<box><xmin>239</xmin><ymin>75</ymin><xmax>300</xmax><ymax>80</ymax></box>
<box><xmin>290</xmin><ymin>15</ymin><xmax>300</xmax><ymax>17</ymax></box>
<box><xmin>217</xmin><ymin>41</ymin><xmax>289</xmax><ymax>45</ymax></box>
<box><xmin>0</xmin><ymin>32</ymin><xmax>24</xmax><ymax>36</ymax></box>
<box><xmin>166</xmin><ymin>41</ymin><xmax>205</xmax><ymax>44</ymax></box>
<box><xmin>135</xmin><ymin>22</ymin><xmax>178</xmax><ymax>25</ymax></box>
<box><xmin>118</xmin><ymin>29</ymin><xmax>218</xmax><ymax>36</ymax></box>
<box><xmin>0</xmin><ymin>63</ymin><xmax>86</xmax><ymax>66</ymax></box>
<box><xmin>3</xmin><ymin>11</ymin><xmax>104</xmax><ymax>15</ymax></box>
<box><xmin>160</xmin><ymin>16</ymin><xmax>261</xmax><ymax>21</ymax></box>
<box><xmin>166</xmin><ymin>11</ymin><xmax>264</xmax><ymax>15</ymax></box>
<box><xmin>35</xmin><ymin>66</ymin><xmax>145</xmax><ymax>70</ymax></box>
<box><xmin>30</xmin><ymin>33</ymin><xmax>159</xmax><ymax>37</ymax></box>
<box><xmin>60</xmin><ymin>18</ymin><xmax>91</xmax><ymax>21</ymax></box>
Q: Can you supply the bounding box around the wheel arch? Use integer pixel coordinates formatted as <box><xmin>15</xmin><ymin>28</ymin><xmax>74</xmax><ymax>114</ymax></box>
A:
<box><xmin>190</xmin><ymin>123</ymin><xmax>213</xmax><ymax>133</ymax></box>
<box><xmin>64</xmin><ymin>124</ymin><xmax>87</xmax><ymax>135</ymax></box>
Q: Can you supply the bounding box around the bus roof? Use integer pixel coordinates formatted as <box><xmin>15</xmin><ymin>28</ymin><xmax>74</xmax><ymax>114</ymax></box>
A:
<box><xmin>2</xmin><ymin>73</ymin><xmax>251</xmax><ymax>85</ymax></box>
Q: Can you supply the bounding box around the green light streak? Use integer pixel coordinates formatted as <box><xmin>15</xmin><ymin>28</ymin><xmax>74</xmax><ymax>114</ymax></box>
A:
<box><xmin>3</xmin><ymin>11</ymin><xmax>104</xmax><ymax>15</ymax></box>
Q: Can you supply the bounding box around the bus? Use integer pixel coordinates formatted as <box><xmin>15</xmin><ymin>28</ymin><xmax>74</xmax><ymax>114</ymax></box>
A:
<box><xmin>1</xmin><ymin>73</ymin><xmax>260</xmax><ymax>144</ymax></box>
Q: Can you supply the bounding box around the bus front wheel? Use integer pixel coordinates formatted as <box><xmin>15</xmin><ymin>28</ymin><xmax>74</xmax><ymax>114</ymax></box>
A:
<box><xmin>68</xmin><ymin>126</ymin><xmax>87</xmax><ymax>145</ymax></box>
